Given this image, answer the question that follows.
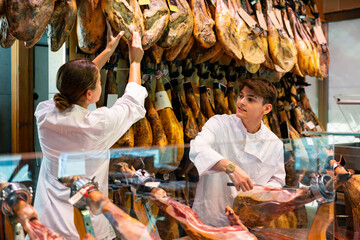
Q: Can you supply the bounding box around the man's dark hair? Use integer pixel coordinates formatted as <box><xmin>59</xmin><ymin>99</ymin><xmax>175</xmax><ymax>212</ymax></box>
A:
<box><xmin>239</xmin><ymin>78</ymin><xmax>277</xmax><ymax>105</ymax></box>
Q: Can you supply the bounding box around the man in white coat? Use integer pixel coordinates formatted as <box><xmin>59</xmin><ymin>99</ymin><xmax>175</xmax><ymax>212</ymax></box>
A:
<box><xmin>189</xmin><ymin>78</ymin><xmax>285</xmax><ymax>227</ymax></box>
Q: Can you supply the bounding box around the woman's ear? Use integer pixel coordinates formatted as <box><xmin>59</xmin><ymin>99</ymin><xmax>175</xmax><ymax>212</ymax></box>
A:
<box><xmin>264</xmin><ymin>104</ymin><xmax>272</xmax><ymax>115</ymax></box>
<box><xmin>85</xmin><ymin>89</ymin><xmax>92</xmax><ymax>101</ymax></box>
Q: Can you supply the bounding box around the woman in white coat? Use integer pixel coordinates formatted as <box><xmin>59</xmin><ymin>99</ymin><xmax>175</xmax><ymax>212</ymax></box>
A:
<box><xmin>33</xmin><ymin>26</ymin><xmax>146</xmax><ymax>239</ymax></box>
<box><xmin>189</xmin><ymin>78</ymin><xmax>286</xmax><ymax>227</ymax></box>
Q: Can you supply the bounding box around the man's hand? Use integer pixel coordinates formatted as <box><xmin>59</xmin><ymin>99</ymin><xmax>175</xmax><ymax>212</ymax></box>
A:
<box><xmin>228</xmin><ymin>166</ymin><xmax>254</xmax><ymax>192</ymax></box>
<box><xmin>128</xmin><ymin>31</ymin><xmax>144</xmax><ymax>64</ymax></box>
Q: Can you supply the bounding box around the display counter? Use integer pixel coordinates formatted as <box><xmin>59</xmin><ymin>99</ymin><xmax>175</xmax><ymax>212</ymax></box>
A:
<box><xmin>0</xmin><ymin>135</ymin><xmax>352</xmax><ymax>239</ymax></box>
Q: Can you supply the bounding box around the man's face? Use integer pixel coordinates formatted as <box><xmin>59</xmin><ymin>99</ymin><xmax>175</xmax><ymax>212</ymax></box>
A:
<box><xmin>236</xmin><ymin>86</ymin><xmax>271</xmax><ymax>122</ymax></box>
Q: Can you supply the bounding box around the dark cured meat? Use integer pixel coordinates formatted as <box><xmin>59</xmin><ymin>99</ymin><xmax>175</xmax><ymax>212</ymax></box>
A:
<box><xmin>191</xmin><ymin>0</ymin><xmax>216</xmax><ymax>48</ymax></box>
<box><xmin>157</xmin><ymin>0</ymin><xmax>192</xmax><ymax>49</ymax></box>
<box><xmin>0</xmin><ymin>0</ymin><xmax>4</xmax><ymax>14</ymax></box>
<box><xmin>214</xmin><ymin>0</ymin><xmax>242</xmax><ymax>61</ymax></box>
<box><xmin>141</xmin><ymin>0</ymin><xmax>169</xmax><ymax>50</ymax></box>
<box><xmin>0</xmin><ymin>15</ymin><xmax>15</xmax><ymax>48</ymax></box>
<box><xmin>102</xmin><ymin>0</ymin><xmax>144</xmax><ymax>44</ymax></box>
<box><xmin>77</xmin><ymin>0</ymin><xmax>106</xmax><ymax>54</ymax></box>
<box><xmin>150</xmin><ymin>188</ymin><xmax>257</xmax><ymax>240</ymax></box>
<box><xmin>48</xmin><ymin>0</ymin><xmax>77</xmax><ymax>52</ymax></box>
<box><xmin>6</xmin><ymin>0</ymin><xmax>55</xmax><ymax>47</ymax></box>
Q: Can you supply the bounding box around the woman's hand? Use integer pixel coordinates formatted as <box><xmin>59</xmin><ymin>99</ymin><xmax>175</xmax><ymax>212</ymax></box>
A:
<box><xmin>229</xmin><ymin>166</ymin><xmax>254</xmax><ymax>192</ymax></box>
<box><xmin>106</xmin><ymin>21</ymin><xmax>124</xmax><ymax>53</ymax></box>
<box><xmin>128</xmin><ymin>31</ymin><xmax>144</xmax><ymax>64</ymax></box>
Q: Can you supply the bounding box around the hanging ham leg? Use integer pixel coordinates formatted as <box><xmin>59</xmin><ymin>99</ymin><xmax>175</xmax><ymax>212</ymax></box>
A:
<box><xmin>77</xmin><ymin>0</ymin><xmax>106</xmax><ymax>54</ymax></box>
<box><xmin>6</xmin><ymin>0</ymin><xmax>55</xmax><ymax>47</ymax></box>
<box><xmin>191</xmin><ymin>41</ymin><xmax>222</xmax><ymax>65</ymax></box>
<box><xmin>102</xmin><ymin>0</ymin><xmax>144</xmax><ymax>44</ymax></box>
<box><xmin>163</xmin><ymin>5</ymin><xmax>193</xmax><ymax>61</ymax></box>
<box><xmin>214</xmin><ymin>0</ymin><xmax>242</xmax><ymax>61</ymax></box>
<box><xmin>191</xmin><ymin>0</ymin><xmax>216</xmax><ymax>48</ymax></box>
<box><xmin>265</xmin><ymin>0</ymin><xmax>296</xmax><ymax>72</ymax></box>
<box><xmin>47</xmin><ymin>0</ymin><xmax>77</xmax><ymax>52</ymax></box>
<box><xmin>0</xmin><ymin>15</ymin><xmax>15</xmax><ymax>48</ymax></box>
<box><xmin>157</xmin><ymin>0</ymin><xmax>193</xmax><ymax>49</ymax></box>
<box><xmin>150</xmin><ymin>188</ymin><xmax>257</xmax><ymax>239</ymax></box>
<box><xmin>177</xmin><ymin>35</ymin><xmax>195</xmax><ymax>60</ymax></box>
<box><xmin>141</xmin><ymin>0</ymin><xmax>170</xmax><ymax>50</ymax></box>
<box><xmin>0</xmin><ymin>0</ymin><xmax>4</xmax><ymax>14</ymax></box>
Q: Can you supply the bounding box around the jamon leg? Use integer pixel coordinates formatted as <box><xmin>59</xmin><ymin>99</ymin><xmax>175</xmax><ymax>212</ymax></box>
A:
<box><xmin>232</xmin><ymin>186</ymin><xmax>318</xmax><ymax>228</ymax></box>
<box><xmin>150</xmin><ymin>188</ymin><xmax>257</xmax><ymax>240</ymax></box>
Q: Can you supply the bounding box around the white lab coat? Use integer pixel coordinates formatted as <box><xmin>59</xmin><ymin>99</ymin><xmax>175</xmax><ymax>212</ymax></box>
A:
<box><xmin>189</xmin><ymin>114</ymin><xmax>285</xmax><ymax>227</ymax></box>
<box><xmin>33</xmin><ymin>82</ymin><xmax>147</xmax><ymax>240</ymax></box>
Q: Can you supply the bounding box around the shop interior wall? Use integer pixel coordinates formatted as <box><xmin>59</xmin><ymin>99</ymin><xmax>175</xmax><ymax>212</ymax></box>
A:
<box><xmin>0</xmin><ymin>48</ymin><xmax>12</xmax><ymax>153</ymax></box>
<box><xmin>328</xmin><ymin>17</ymin><xmax>360</xmax><ymax>143</ymax></box>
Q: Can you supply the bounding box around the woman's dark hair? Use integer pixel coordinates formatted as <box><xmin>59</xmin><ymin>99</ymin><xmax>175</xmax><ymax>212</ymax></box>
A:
<box><xmin>239</xmin><ymin>78</ymin><xmax>277</xmax><ymax>105</ymax></box>
<box><xmin>53</xmin><ymin>59</ymin><xmax>99</xmax><ymax>111</ymax></box>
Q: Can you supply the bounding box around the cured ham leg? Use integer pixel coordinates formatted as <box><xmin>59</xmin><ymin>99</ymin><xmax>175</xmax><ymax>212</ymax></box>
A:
<box><xmin>150</xmin><ymin>188</ymin><xmax>257</xmax><ymax>239</ymax></box>
<box><xmin>232</xmin><ymin>185</ymin><xmax>319</xmax><ymax>228</ymax></box>
<box><xmin>0</xmin><ymin>183</ymin><xmax>66</xmax><ymax>240</ymax></box>
<box><xmin>331</xmin><ymin>162</ymin><xmax>360</xmax><ymax>223</ymax></box>
<box><xmin>157</xmin><ymin>0</ymin><xmax>193</xmax><ymax>49</ymax></box>
<box><xmin>47</xmin><ymin>0</ymin><xmax>77</xmax><ymax>52</ymax></box>
<box><xmin>214</xmin><ymin>0</ymin><xmax>242</xmax><ymax>61</ymax></box>
<box><xmin>141</xmin><ymin>0</ymin><xmax>170</xmax><ymax>50</ymax></box>
<box><xmin>102</xmin><ymin>0</ymin><xmax>144</xmax><ymax>44</ymax></box>
<box><xmin>85</xmin><ymin>190</ymin><xmax>161</xmax><ymax>239</ymax></box>
<box><xmin>191</xmin><ymin>0</ymin><xmax>216</xmax><ymax>48</ymax></box>
<box><xmin>163</xmin><ymin>6</ymin><xmax>193</xmax><ymax>61</ymax></box>
<box><xmin>134</xmin><ymin>117</ymin><xmax>153</xmax><ymax>147</ymax></box>
<box><xmin>6</xmin><ymin>0</ymin><xmax>54</xmax><ymax>47</ymax></box>
<box><xmin>265</xmin><ymin>0</ymin><xmax>296</xmax><ymax>72</ymax></box>
<box><xmin>0</xmin><ymin>15</ymin><xmax>15</xmax><ymax>48</ymax></box>
<box><xmin>77</xmin><ymin>0</ymin><xmax>106</xmax><ymax>54</ymax></box>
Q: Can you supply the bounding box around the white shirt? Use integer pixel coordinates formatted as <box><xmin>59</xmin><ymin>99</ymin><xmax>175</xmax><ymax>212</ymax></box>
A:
<box><xmin>33</xmin><ymin>82</ymin><xmax>147</xmax><ymax>240</ymax></box>
<box><xmin>189</xmin><ymin>114</ymin><xmax>285</xmax><ymax>227</ymax></box>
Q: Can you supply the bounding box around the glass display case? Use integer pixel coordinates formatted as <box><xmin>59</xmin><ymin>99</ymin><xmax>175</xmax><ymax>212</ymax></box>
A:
<box><xmin>0</xmin><ymin>136</ymin><xmax>346</xmax><ymax>239</ymax></box>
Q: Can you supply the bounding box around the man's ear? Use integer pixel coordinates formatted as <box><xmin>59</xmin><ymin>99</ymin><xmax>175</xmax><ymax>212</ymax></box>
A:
<box><xmin>263</xmin><ymin>104</ymin><xmax>272</xmax><ymax>115</ymax></box>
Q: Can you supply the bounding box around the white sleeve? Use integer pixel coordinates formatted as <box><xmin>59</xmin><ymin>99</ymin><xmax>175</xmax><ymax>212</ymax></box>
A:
<box><xmin>87</xmin><ymin>82</ymin><xmax>147</xmax><ymax>148</ymax></box>
<box><xmin>266</xmin><ymin>141</ymin><xmax>286</xmax><ymax>188</ymax></box>
<box><xmin>189</xmin><ymin>116</ymin><xmax>225</xmax><ymax>176</ymax></box>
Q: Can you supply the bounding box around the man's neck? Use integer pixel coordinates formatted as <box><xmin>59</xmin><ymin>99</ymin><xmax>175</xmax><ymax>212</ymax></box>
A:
<box><xmin>242</xmin><ymin>118</ymin><xmax>262</xmax><ymax>134</ymax></box>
